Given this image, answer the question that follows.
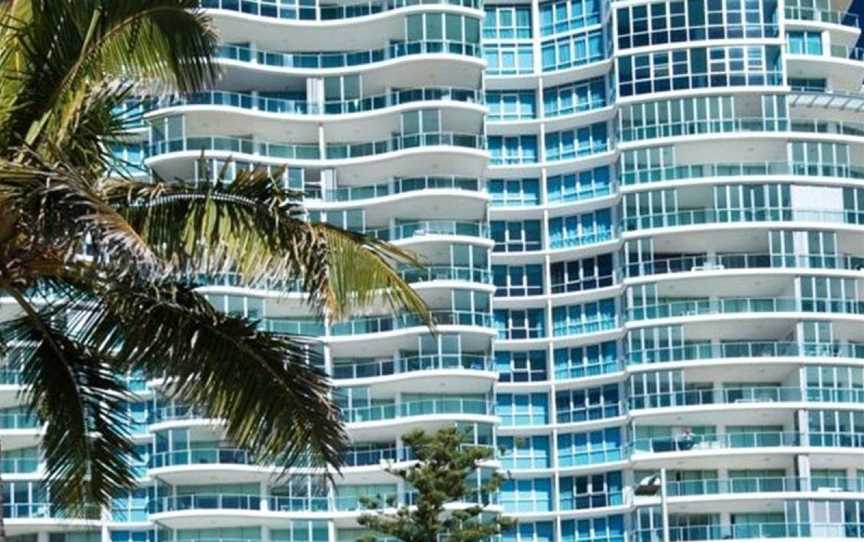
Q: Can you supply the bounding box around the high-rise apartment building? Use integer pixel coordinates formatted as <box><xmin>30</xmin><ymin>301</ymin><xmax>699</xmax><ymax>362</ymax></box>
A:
<box><xmin>3</xmin><ymin>0</ymin><xmax>864</xmax><ymax>541</ymax></box>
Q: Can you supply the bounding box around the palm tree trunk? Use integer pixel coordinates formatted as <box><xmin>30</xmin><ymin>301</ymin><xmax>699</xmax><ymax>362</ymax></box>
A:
<box><xmin>0</xmin><ymin>439</ymin><xmax>6</xmax><ymax>542</ymax></box>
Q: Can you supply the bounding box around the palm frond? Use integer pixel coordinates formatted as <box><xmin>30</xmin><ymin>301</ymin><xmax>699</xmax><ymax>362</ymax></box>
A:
<box><xmin>47</xmin><ymin>267</ymin><xmax>349</xmax><ymax>472</ymax></box>
<box><xmin>0</xmin><ymin>158</ymin><xmax>161</xmax><ymax>271</ymax></box>
<box><xmin>0</xmin><ymin>0</ymin><xmax>217</xmax><ymax>163</ymax></box>
<box><xmin>102</xmin><ymin>172</ymin><xmax>430</xmax><ymax>321</ymax></box>
<box><xmin>0</xmin><ymin>285</ymin><xmax>137</xmax><ymax>510</ymax></box>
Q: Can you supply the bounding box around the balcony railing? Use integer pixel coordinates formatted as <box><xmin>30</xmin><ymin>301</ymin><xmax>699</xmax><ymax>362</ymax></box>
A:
<box><xmin>663</xmin><ymin>476</ymin><xmax>864</xmax><ymax>497</ymax></box>
<box><xmin>0</xmin><ymin>369</ymin><xmax>22</xmax><ymax>385</ymax></box>
<box><xmin>218</xmin><ymin>40</ymin><xmax>481</xmax><ymax>70</ymax></box>
<box><xmin>332</xmin><ymin>354</ymin><xmax>493</xmax><ymax>379</ymax></box>
<box><xmin>784</xmin><ymin>5</ymin><xmax>859</xmax><ymax>26</ymax></box>
<box><xmin>399</xmin><ymin>265</ymin><xmax>492</xmax><ymax>285</ymax></box>
<box><xmin>330</xmin><ymin>310</ymin><xmax>492</xmax><ymax>336</ymax></box>
<box><xmin>0</xmin><ymin>412</ymin><xmax>40</xmax><ymax>430</ymax></box>
<box><xmin>829</xmin><ymin>44</ymin><xmax>864</xmax><ymax>61</ymax></box>
<box><xmin>620</xmin><ymin>160</ymin><xmax>864</xmax><ymax>186</ymax></box>
<box><xmin>628</xmin><ymin>296</ymin><xmax>864</xmax><ymax>321</ymax></box>
<box><xmin>0</xmin><ymin>457</ymin><xmax>39</xmax><ymax>474</ymax></box>
<box><xmin>150</xmin><ymin>448</ymin><xmax>255</xmax><ymax>468</ymax></box>
<box><xmin>2</xmin><ymin>503</ymin><xmax>101</xmax><ymax>520</ymax></box>
<box><xmin>630</xmin><ymin>431</ymin><xmax>802</xmax><ymax>453</ymax></box>
<box><xmin>200</xmin><ymin>0</ymin><xmax>480</xmax><ymax>22</ymax></box>
<box><xmin>150</xmin><ymin>494</ymin><xmax>262</xmax><ymax>513</ymax></box>
<box><xmin>155</xmin><ymin>87</ymin><xmax>483</xmax><ymax>116</ymax></box>
<box><xmin>259</xmin><ymin>319</ymin><xmax>326</xmax><ymax>336</ymax></box>
<box><xmin>341</xmin><ymin>398</ymin><xmax>494</xmax><ymax>423</ymax></box>
<box><xmin>367</xmin><ymin>221</ymin><xmax>489</xmax><ymax>241</ymax></box>
<box><xmin>622</xmin><ymin>207</ymin><xmax>863</xmax><ymax>231</ymax></box>
<box><xmin>620</xmin><ymin>116</ymin><xmax>864</xmax><ymax>144</ymax></box>
<box><xmin>549</xmin><ymin>228</ymin><xmax>616</xmax><ymax>249</ymax></box>
<box><xmin>627</xmin><ymin>341</ymin><xmax>864</xmax><ymax>365</ymax></box>
<box><xmin>625</xmin><ymin>252</ymin><xmax>864</xmax><ymax>278</ymax></box>
<box><xmin>326</xmin><ymin>132</ymin><xmax>485</xmax><ymax>159</ymax></box>
<box><xmin>630</xmin><ymin>431</ymin><xmax>864</xmax><ymax>454</ymax></box>
<box><xmin>633</xmin><ymin>523</ymin><xmax>864</xmax><ymax>542</ymax></box>
<box><xmin>148</xmin><ymin>132</ymin><xmax>485</xmax><ymax>161</ymax></box>
<box><xmin>312</xmin><ymin>176</ymin><xmax>484</xmax><ymax>202</ymax></box>
<box><xmin>629</xmin><ymin>386</ymin><xmax>864</xmax><ymax>410</ymax></box>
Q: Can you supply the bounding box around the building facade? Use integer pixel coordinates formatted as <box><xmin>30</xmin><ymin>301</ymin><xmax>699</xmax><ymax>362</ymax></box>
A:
<box><xmin>3</xmin><ymin>0</ymin><xmax>864</xmax><ymax>541</ymax></box>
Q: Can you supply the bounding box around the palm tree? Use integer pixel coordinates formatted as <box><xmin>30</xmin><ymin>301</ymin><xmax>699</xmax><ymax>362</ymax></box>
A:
<box><xmin>0</xmin><ymin>0</ymin><xmax>429</xmax><ymax>530</ymax></box>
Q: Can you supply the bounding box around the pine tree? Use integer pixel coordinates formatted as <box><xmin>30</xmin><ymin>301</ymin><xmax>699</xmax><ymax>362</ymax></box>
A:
<box><xmin>358</xmin><ymin>427</ymin><xmax>512</xmax><ymax>542</ymax></box>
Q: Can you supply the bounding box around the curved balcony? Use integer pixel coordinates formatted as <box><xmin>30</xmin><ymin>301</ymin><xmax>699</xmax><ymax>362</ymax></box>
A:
<box><xmin>627</xmin><ymin>341</ymin><xmax>864</xmax><ymax>366</ymax></box>
<box><xmin>146</xmin><ymin>132</ymin><xmax>485</xmax><ymax>162</ymax></box>
<box><xmin>201</xmin><ymin>0</ymin><xmax>480</xmax><ymax>22</ymax></box>
<box><xmin>663</xmin><ymin>476</ymin><xmax>864</xmax><ymax>498</ymax></box>
<box><xmin>330</xmin><ymin>309</ymin><xmax>493</xmax><ymax>336</ymax></box>
<box><xmin>629</xmin><ymin>431</ymin><xmax>864</xmax><ymax>456</ymax></box>
<box><xmin>310</xmin><ymin>176</ymin><xmax>484</xmax><ymax>203</ymax></box>
<box><xmin>217</xmin><ymin>40</ymin><xmax>481</xmax><ymax>71</ymax></box>
<box><xmin>632</xmin><ymin>523</ymin><xmax>864</xmax><ymax>542</ymax></box>
<box><xmin>367</xmin><ymin>220</ymin><xmax>489</xmax><ymax>242</ymax></box>
<box><xmin>628</xmin><ymin>297</ymin><xmax>864</xmax><ymax>322</ymax></box>
<box><xmin>629</xmin><ymin>386</ymin><xmax>864</xmax><ymax>411</ymax></box>
<box><xmin>624</xmin><ymin>253</ymin><xmax>864</xmax><ymax>280</ymax></box>
<box><xmin>784</xmin><ymin>5</ymin><xmax>859</xmax><ymax>27</ymax></box>
<box><xmin>341</xmin><ymin>398</ymin><xmax>494</xmax><ymax>423</ymax></box>
<box><xmin>332</xmin><ymin>354</ymin><xmax>493</xmax><ymax>379</ymax></box>
<box><xmin>619</xmin><ymin>117</ymin><xmax>864</xmax><ymax>146</ymax></box>
<box><xmin>151</xmin><ymin>87</ymin><xmax>483</xmax><ymax>117</ymax></box>
<box><xmin>620</xmin><ymin>160</ymin><xmax>864</xmax><ymax>187</ymax></box>
<box><xmin>622</xmin><ymin>207</ymin><xmax>864</xmax><ymax>233</ymax></box>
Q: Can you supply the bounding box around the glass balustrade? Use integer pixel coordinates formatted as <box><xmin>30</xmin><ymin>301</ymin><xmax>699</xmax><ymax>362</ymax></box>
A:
<box><xmin>621</xmin><ymin>116</ymin><xmax>864</xmax><ymax>144</ymax></box>
<box><xmin>664</xmin><ymin>476</ymin><xmax>864</xmax><ymax>497</ymax></box>
<box><xmin>633</xmin><ymin>523</ymin><xmax>864</xmax><ymax>542</ymax></box>
<box><xmin>621</xmin><ymin>160</ymin><xmax>864</xmax><ymax>186</ymax></box>
<box><xmin>149</xmin><ymin>494</ymin><xmax>262</xmax><ymax>513</ymax></box>
<box><xmin>398</xmin><ymin>265</ymin><xmax>492</xmax><ymax>284</ymax></box>
<box><xmin>200</xmin><ymin>0</ymin><xmax>481</xmax><ymax>22</ymax></box>
<box><xmin>218</xmin><ymin>40</ymin><xmax>481</xmax><ymax>70</ymax></box>
<box><xmin>330</xmin><ymin>310</ymin><xmax>492</xmax><ymax>336</ymax></box>
<box><xmin>2</xmin><ymin>503</ymin><xmax>101</xmax><ymax>519</ymax></box>
<box><xmin>625</xmin><ymin>253</ymin><xmax>864</xmax><ymax>278</ymax></box>
<box><xmin>332</xmin><ymin>354</ymin><xmax>493</xmax><ymax>379</ymax></box>
<box><xmin>155</xmin><ymin>87</ymin><xmax>483</xmax><ymax>116</ymax></box>
<box><xmin>150</xmin><ymin>448</ymin><xmax>255</xmax><ymax>468</ymax></box>
<box><xmin>367</xmin><ymin>221</ymin><xmax>488</xmax><ymax>241</ymax></box>
<box><xmin>628</xmin><ymin>297</ymin><xmax>864</xmax><ymax>321</ymax></box>
<box><xmin>549</xmin><ymin>228</ymin><xmax>616</xmax><ymax>249</ymax></box>
<box><xmin>147</xmin><ymin>133</ymin><xmax>484</xmax><ymax>160</ymax></box>
<box><xmin>784</xmin><ymin>5</ymin><xmax>859</xmax><ymax>26</ymax></box>
<box><xmin>622</xmin><ymin>207</ymin><xmax>864</xmax><ymax>231</ymax></box>
<box><xmin>829</xmin><ymin>44</ymin><xmax>864</xmax><ymax>61</ymax></box>
<box><xmin>629</xmin><ymin>431</ymin><xmax>802</xmax><ymax>454</ymax></box>
<box><xmin>629</xmin><ymin>386</ymin><xmax>864</xmax><ymax>409</ymax></box>
<box><xmin>341</xmin><ymin>398</ymin><xmax>494</xmax><ymax>422</ymax></box>
<box><xmin>627</xmin><ymin>341</ymin><xmax>864</xmax><ymax>365</ymax></box>
<box><xmin>314</xmin><ymin>176</ymin><xmax>483</xmax><ymax>202</ymax></box>
<box><xmin>0</xmin><ymin>412</ymin><xmax>40</xmax><ymax>430</ymax></box>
